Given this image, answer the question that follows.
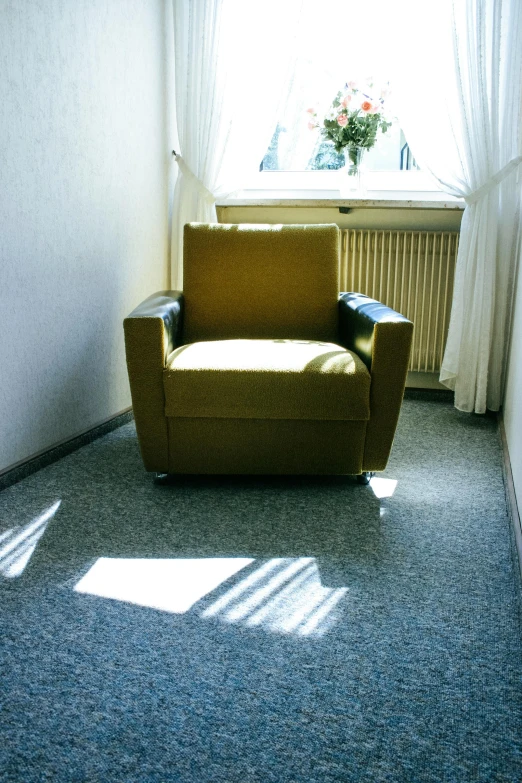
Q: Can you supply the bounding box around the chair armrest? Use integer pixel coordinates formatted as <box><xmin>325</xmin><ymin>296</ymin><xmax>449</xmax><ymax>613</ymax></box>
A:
<box><xmin>339</xmin><ymin>293</ymin><xmax>413</xmax><ymax>471</ymax></box>
<box><xmin>124</xmin><ymin>291</ymin><xmax>184</xmax><ymax>472</ymax></box>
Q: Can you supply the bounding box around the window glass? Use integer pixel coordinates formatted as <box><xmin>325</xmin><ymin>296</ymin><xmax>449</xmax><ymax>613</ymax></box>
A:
<box><xmin>260</xmin><ymin>0</ymin><xmax>418</xmax><ymax>172</ymax></box>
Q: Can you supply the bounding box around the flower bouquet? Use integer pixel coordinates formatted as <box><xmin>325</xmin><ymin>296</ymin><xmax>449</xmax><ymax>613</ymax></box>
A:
<box><xmin>308</xmin><ymin>80</ymin><xmax>392</xmax><ymax>190</ymax></box>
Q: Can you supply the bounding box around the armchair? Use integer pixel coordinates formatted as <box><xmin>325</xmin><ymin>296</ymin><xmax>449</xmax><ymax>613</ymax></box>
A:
<box><xmin>124</xmin><ymin>223</ymin><xmax>413</xmax><ymax>480</ymax></box>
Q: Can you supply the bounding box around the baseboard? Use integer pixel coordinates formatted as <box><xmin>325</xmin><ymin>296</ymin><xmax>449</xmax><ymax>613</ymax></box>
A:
<box><xmin>0</xmin><ymin>407</ymin><xmax>134</xmax><ymax>493</ymax></box>
<box><xmin>403</xmin><ymin>388</ymin><xmax>454</xmax><ymax>402</ymax></box>
<box><xmin>406</xmin><ymin>371</ymin><xmax>448</xmax><ymax>390</ymax></box>
<box><xmin>499</xmin><ymin>415</ymin><xmax>522</xmax><ymax>583</ymax></box>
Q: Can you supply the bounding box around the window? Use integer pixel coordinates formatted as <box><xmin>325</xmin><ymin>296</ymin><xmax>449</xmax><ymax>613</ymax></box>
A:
<box><xmin>260</xmin><ymin>122</ymin><xmax>417</xmax><ymax>172</ymax></box>
<box><xmin>246</xmin><ymin>0</ymin><xmax>444</xmax><ymax>196</ymax></box>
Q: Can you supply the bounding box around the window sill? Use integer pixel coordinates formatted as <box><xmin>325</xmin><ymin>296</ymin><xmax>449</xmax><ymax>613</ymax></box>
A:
<box><xmin>217</xmin><ymin>171</ymin><xmax>466</xmax><ymax>211</ymax></box>
<box><xmin>217</xmin><ymin>192</ymin><xmax>465</xmax><ymax>210</ymax></box>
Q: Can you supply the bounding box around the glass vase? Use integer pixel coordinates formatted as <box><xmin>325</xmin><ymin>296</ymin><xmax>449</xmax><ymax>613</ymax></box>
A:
<box><xmin>342</xmin><ymin>146</ymin><xmax>367</xmax><ymax>195</ymax></box>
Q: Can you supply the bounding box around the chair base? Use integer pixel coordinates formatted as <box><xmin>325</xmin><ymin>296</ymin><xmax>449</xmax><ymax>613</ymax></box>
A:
<box><xmin>356</xmin><ymin>471</ymin><xmax>375</xmax><ymax>485</ymax></box>
<box><xmin>166</xmin><ymin>416</ymin><xmax>368</xmax><ymax>475</ymax></box>
<box><xmin>153</xmin><ymin>471</ymin><xmax>377</xmax><ymax>485</ymax></box>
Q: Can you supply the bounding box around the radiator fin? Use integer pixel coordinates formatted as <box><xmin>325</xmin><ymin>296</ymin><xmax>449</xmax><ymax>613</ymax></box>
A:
<box><xmin>340</xmin><ymin>230</ymin><xmax>458</xmax><ymax>373</ymax></box>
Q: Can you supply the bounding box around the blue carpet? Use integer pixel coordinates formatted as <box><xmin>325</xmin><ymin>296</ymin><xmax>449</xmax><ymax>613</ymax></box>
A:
<box><xmin>0</xmin><ymin>398</ymin><xmax>521</xmax><ymax>782</ymax></box>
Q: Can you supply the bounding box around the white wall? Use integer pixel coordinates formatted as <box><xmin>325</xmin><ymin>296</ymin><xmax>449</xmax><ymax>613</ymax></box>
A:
<box><xmin>0</xmin><ymin>0</ymin><xmax>172</xmax><ymax>472</ymax></box>
<box><xmin>504</xmin><ymin>241</ymin><xmax>522</xmax><ymax>512</ymax></box>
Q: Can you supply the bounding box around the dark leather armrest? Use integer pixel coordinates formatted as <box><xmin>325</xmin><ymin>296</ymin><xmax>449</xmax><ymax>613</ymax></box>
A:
<box><xmin>339</xmin><ymin>292</ymin><xmax>411</xmax><ymax>371</ymax></box>
<box><xmin>125</xmin><ymin>290</ymin><xmax>184</xmax><ymax>362</ymax></box>
<box><xmin>339</xmin><ymin>292</ymin><xmax>413</xmax><ymax>471</ymax></box>
<box><xmin>123</xmin><ymin>291</ymin><xmax>184</xmax><ymax>471</ymax></box>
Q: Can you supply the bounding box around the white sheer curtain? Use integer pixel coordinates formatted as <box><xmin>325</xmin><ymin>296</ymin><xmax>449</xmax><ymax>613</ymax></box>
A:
<box><xmin>171</xmin><ymin>0</ymin><xmax>303</xmax><ymax>289</ymax></box>
<box><xmin>391</xmin><ymin>0</ymin><xmax>522</xmax><ymax>413</ymax></box>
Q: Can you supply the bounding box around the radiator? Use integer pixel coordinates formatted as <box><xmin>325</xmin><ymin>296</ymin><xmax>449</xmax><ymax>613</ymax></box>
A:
<box><xmin>340</xmin><ymin>230</ymin><xmax>459</xmax><ymax>373</ymax></box>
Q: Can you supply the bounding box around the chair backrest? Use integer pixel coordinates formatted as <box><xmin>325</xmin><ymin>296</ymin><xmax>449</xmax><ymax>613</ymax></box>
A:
<box><xmin>182</xmin><ymin>223</ymin><xmax>340</xmax><ymax>343</ymax></box>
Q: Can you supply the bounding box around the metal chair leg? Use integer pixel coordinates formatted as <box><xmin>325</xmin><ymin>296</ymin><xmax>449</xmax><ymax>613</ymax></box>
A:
<box><xmin>153</xmin><ymin>472</ymin><xmax>173</xmax><ymax>485</ymax></box>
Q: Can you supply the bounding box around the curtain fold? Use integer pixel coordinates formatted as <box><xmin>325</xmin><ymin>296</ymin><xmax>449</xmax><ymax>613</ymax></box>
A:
<box><xmin>170</xmin><ymin>0</ymin><xmax>303</xmax><ymax>290</ymax></box>
<box><xmin>392</xmin><ymin>0</ymin><xmax>522</xmax><ymax>413</ymax></box>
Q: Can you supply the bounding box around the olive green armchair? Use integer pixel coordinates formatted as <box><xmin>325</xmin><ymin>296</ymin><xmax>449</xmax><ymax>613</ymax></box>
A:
<box><xmin>124</xmin><ymin>223</ymin><xmax>413</xmax><ymax>480</ymax></box>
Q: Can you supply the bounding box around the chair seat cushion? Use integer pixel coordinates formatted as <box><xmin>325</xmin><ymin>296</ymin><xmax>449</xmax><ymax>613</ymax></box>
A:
<box><xmin>163</xmin><ymin>339</ymin><xmax>370</xmax><ymax>421</ymax></box>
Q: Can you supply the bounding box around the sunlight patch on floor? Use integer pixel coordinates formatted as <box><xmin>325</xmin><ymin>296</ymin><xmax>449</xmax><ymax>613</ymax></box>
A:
<box><xmin>0</xmin><ymin>500</ymin><xmax>61</xmax><ymax>578</ymax></box>
<box><xmin>74</xmin><ymin>557</ymin><xmax>254</xmax><ymax>613</ymax></box>
<box><xmin>369</xmin><ymin>477</ymin><xmax>398</xmax><ymax>499</ymax></box>
<box><xmin>203</xmin><ymin>557</ymin><xmax>348</xmax><ymax>637</ymax></box>
<box><xmin>73</xmin><ymin>556</ymin><xmax>348</xmax><ymax>637</ymax></box>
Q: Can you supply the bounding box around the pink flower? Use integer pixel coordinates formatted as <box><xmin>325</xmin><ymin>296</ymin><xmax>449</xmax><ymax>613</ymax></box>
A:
<box><xmin>307</xmin><ymin>120</ymin><xmax>317</xmax><ymax>130</ymax></box>
<box><xmin>341</xmin><ymin>95</ymin><xmax>352</xmax><ymax>108</ymax></box>
<box><xmin>306</xmin><ymin>107</ymin><xmax>316</xmax><ymax>114</ymax></box>
<box><xmin>337</xmin><ymin>114</ymin><xmax>348</xmax><ymax>127</ymax></box>
<box><xmin>360</xmin><ymin>100</ymin><xmax>373</xmax><ymax>113</ymax></box>
<box><xmin>347</xmin><ymin>80</ymin><xmax>358</xmax><ymax>90</ymax></box>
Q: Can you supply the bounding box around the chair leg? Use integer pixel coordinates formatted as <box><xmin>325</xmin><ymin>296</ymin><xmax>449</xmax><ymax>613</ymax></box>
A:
<box><xmin>153</xmin><ymin>472</ymin><xmax>173</xmax><ymax>485</ymax></box>
<box><xmin>356</xmin><ymin>471</ymin><xmax>374</xmax><ymax>485</ymax></box>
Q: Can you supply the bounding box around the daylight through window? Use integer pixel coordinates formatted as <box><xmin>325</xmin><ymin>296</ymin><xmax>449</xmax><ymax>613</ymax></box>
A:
<box><xmin>260</xmin><ymin>0</ymin><xmax>421</xmax><ymax>173</ymax></box>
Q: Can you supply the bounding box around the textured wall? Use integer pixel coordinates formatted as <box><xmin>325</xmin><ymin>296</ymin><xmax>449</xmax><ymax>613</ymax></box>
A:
<box><xmin>504</xmin><ymin>245</ymin><xmax>522</xmax><ymax>511</ymax></box>
<box><xmin>0</xmin><ymin>0</ymin><xmax>171</xmax><ymax>471</ymax></box>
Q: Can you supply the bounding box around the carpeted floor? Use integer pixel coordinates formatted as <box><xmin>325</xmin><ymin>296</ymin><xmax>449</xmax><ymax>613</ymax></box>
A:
<box><xmin>1</xmin><ymin>397</ymin><xmax>521</xmax><ymax>782</ymax></box>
